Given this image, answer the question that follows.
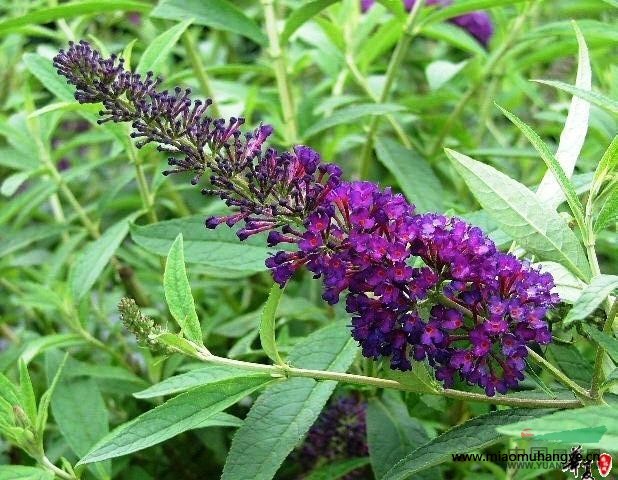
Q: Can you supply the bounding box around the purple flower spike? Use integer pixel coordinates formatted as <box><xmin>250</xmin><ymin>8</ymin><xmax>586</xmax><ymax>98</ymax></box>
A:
<box><xmin>360</xmin><ymin>0</ymin><xmax>493</xmax><ymax>46</ymax></box>
<box><xmin>54</xmin><ymin>41</ymin><xmax>557</xmax><ymax>398</ymax></box>
<box><xmin>299</xmin><ymin>394</ymin><xmax>369</xmax><ymax>479</ymax></box>
<box><xmin>451</xmin><ymin>10</ymin><xmax>494</xmax><ymax>46</ymax></box>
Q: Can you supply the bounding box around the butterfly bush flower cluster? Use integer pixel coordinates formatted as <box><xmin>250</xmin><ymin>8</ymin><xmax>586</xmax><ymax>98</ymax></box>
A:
<box><xmin>299</xmin><ymin>394</ymin><xmax>368</xmax><ymax>479</ymax></box>
<box><xmin>54</xmin><ymin>42</ymin><xmax>559</xmax><ymax>397</ymax></box>
<box><xmin>361</xmin><ymin>0</ymin><xmax>494</xmax><ymax>47</ymax></box>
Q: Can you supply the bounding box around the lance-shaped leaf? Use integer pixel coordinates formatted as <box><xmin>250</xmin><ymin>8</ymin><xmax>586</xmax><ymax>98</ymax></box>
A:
<box><xmin>497</xmin><ymin>105</ymin><xmax>585</xmax><ymax>232</ymax></box>
<box><xmin>367</xmin><ymin>393</ymin><xmax>433</xmax><ymax>479</ymax></box>
<box><xmin>382</xmin><ymin>409</ymin><xmax>551</xmax><ymax>480</ymax></box>
<box><xmin>534</xmin><ymin>22</ymin><xmax>591</xmax><ymax>211</ymax></box>
<box><xmin>136</xmin><ymin>19</ymin><xmax>192</xmax><ymax>75</ymax></box>
<box><xmin>584</xmin><ymin>325</ymin><xmax>618</xmax><ymax>364</ymax></box>
<box><xmin>563</xmin><ymin>274</ymin><xmax>618</xmax><ymax>325</ymax></box>
<box><xmin>446</xmin><ymin>149</ymin><xmax>590</xmax><ymax>281</ymax></box>
<box><xmin>221</xmin><ymin>322</ymin><xmax>358</xmax><ymax>480</ymax></box>
<box><xmin>164</xmin><ymin>234</ymin><xmax>202</xmax><ymax>344</ymax></box>
<box><xmin>497</xmin><ymin>406</ymin><xmax>617</xmax><ymax>451</ymax></box>
<box><xmin>259</xmin><ymin>284</ymin><xmax>285</xmax><ymax>366</ymax></box>
<box><xmin>78</xmin><ymin>375</ymin><xmax>272</xmax><ymax>464</ymax></box>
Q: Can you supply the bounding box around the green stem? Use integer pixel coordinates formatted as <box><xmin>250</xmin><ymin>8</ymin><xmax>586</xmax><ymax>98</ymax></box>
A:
<box><xmin>39</xmin><ymin>455</ymin><xmax>77</xmax><ymax>480</ymax></box>
<box><xmin>358</xmin><ymin>0</ymin><xmax>425</xmax><ymax>179</ymax></box>
<box><xmin>590</xmin><ymin>297</ymin><xmax>618</xmax><ymax>398</ymax></box>
<box><xmin>189</xmin><ymin>347</ymin><xmax>581</xmax><ymax>408</ymax></box>
<box><xmin>526</xmin><ymin>348</ymin><xmax>593</xmax><ymax>401</ymax></box>
<box><xmin>182</xmin><ymin>31</ymin><xmax>221</xmax><ymax>118</ymax></box>
<box><xmin>126</xmin><ymin>140</ymin><xmax>158</xmax><ymax>224</ymax></box>
<box><xmin>345</xmin><ymin>54</ymin><xmax>412</xmax><ymax>149</ymax></box>
<box><xmin>584</xmin><ymin>167</ymin><xmax>613</xmax><ymax>398</ymax></box>
<box><xmin>261</xmin><ymin>0</ymin><xmax>298</xmax><ymax>145</ymax></box>
<box><xmin>427</xmin><ymin>4</ymin><xmax>532</xmax><ymax>159</ymax></box>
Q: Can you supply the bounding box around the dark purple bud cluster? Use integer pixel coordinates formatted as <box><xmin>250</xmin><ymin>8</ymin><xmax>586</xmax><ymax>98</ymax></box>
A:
<box><xmin>53</xmin><ymin>42</ymin><xmax>342</xmax><ymax>238</ymax></box>
<box><xmin>204</xmin><ymin>142</ymin><xmax>343</xmax><ymax>240</ymax></box>
<box><xmin>361</xmin><ymin>0</ymin><xmax>494</xmax><ymax>47</ymax></box>
<box><xmin>55</xmin><ymin>41</ymin><xmax>253</xmax><ymax>185</ymax></box>
<box><xmin>268</xmin><ymin>182</ymin><xmax>558</xmax><ymax>395</ymax></box>
<box><xmin>299</xmin><ymin>394</ymin><xmax>368</xmax><ymax>478</ymax></box>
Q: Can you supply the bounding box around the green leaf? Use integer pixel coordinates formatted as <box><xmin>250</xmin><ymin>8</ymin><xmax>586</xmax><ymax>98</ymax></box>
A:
<box><xmin>130</xmin><ymin>216</ymin><xmax>278</xmax><ymax>274</ymax></box>
<box><xmin>425</xmin><ymin>60</ymin><xmax>468</xmax><ymax>91</ymax></box>
<box><xmin>533</xmin><ymin>80</ymin><xmax>618</xmax><ymax>114</ymax></box>
<box><xmin>36</xmin><ymin>353</ymin><xmax>68</xmax><ymax>437</ymax></box>
<box><xmin>535</xmin><ymin>22</ymin><xmax>591</xmax><ymax>211</ymax></box>
<box><xmin>69</xmin><ymin>218</ymin><xmax>130</xmax><ymax>301</ymax></box>
<box><xmin>151</xmin><ymin>0</ymin><xmax>266</xmax><ymax>45</ymax></box>
<box><xmin>52</xmin><ymin>378</ymin><xmax>110</xmax><ymax>480</ymax></box>
<box><xmin>563</xmin><ymin>274</ymin><xmax>618</xmax><ymax>325</ymax></box>
<box><xmin>496</xmin><ymin>406</ymin><xmax>617</xmax><ymax>451</ymax></box>
<box><xmin>592</xmin><ymin>136</ymin><xmax>618</xmax><ymax>193</ymax></box>
<box><xmin>0</xmin><ymin>225</ymin><xmax>67</xmax><ymax>258</ymax></box>
<box><xmin>546</xmin><ymin>344</ymin><xmax>593</xmax><ymax>389</ymax></box>
<box><xmin>1</xmin><ymin>171</ymin><xmax>32</xmax><ymax>197</ymax></box>
<box><xmin>383</xmin><ymin>409</ymin><xmax>550</xmax><ymax>480</ymax></box>
<box><xmin>497</xmin><ymin>105</ymin><xmax>586</xmax><ymax>230</ymax></box>
<box><xmin>0</xmin><ymin>466</ymin><xmax>53</xmax><ymax>480</ymax></box>
<box><xmin>375</xmin><ymin>139</ymin><xmax>443</xmax><ymax>213</ymax></box>
<box><xmin>0</xmin><ymin>374</ymin><xmax>20</xmax><ymax>407</ymax></box>
<box><xmin>164</xmin><ymin>234</ymin><xmax>202</xmax><ymax>344</ymax></box>
<box><xmin>21</xmin><ymin>334</ymin><xmax>87</xmax><ymax>365</ymax></box>
<box><xmin>584</xmin><ymin>325</ymin><xmax>618</xmax><ymax>364</ymax></box>
<box><xmin>446</xmin><ymin>149</ymin><xmax>590</xmax><ymax>281</ymax></box>
<box><xmin>18</xmin><ymin>360</ymin><xmax>37</xmax><ymax>425</ymax></box>
<box><xmin>595</xmin><ymin>185</ymin><xmax>618</xmax><ymax>232</ymax></box>
<box><xmin>303</xmin><ymin>104</ymin><xmax>405</xmax><ymax>138</ymax></box>
<box><xmin>422</xmin><ymin>23</ymin><xmax>486</xmax><ymax>57</ymax></box>
<box><xmin>134</xmin><ymin>365</ymin><xmax>270</xmax><ymax>399</ymax></box>
<box><xmin>367</xmin><ymin>394</ymin><xmax>431</xmax><ymax>479</ymax></box>
<box><xmin>221</xmin><ymin>322</ymin><xmax>358</xmax><ymax>480</ymax></box>
<box><xmin>259</xmin><ymin>284</ymin><xmax>285</xmax><ymax>366</ymax></box>
<box><xmin>281</xmin><ymin>0</ymin><xmax>339</xmax><ymax>43</ymax></box>
<box><xmin>23</xmin><ymin>53</ymin><xmax>75</xmax><ymax>102</ymax></box>
<box><xmin>136</xmin><ymin>19</ymin><xmax>193</xmax><ymax>75</ymax></box>
<box><xmin>78</xmin><ymin>375</ymin><xmax>272</xmax><ymax>464</ymax></box>
<box><xmin>382</xmin><ymin>363</ymin><xmax>440</xmax><ymax>395</ymax></box>
<box><xmin>420</xmin><ymin>0</ymin><xmax>529</xmax><ymax>27</ymax></box>
<box><xmin>305</xmin><ymin>458</ymin><xmax>370</xmax><ymax>480</ymax></box>
<box><xmin>0</xmin><ymin>1</ymin><xmax>151</xmax><ymax>36</ymax></box>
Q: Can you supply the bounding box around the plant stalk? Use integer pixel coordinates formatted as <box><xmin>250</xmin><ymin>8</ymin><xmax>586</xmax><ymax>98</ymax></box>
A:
<box><xmin>190</xmin><ymin>347</ymin><xmax>582</xmax><ymax>409</ymax></box>
<box><xmin>358</xmin><ymin>0</ymin><xmax>425</xmax><ymax>179</ymax></box>
<box><xmin>261</xmin><ymin>0</ymin><xmax>298</xmax><ymax>145</ymax></box>
<box><xmin>182</xmin><ymin>30</ymin><xmax>221</xmax><ymax>118</ymax></box>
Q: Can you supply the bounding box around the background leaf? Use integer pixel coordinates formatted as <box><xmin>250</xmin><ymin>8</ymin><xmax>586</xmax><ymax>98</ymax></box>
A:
<box><xmin>151</xmin><ymin>0</ymin><xmax>266</xmax><ymax>44</ymax></box>
<box><xmin>130</xmin><ymin>216</ymin><xmax>279</xmax><ymax>274</ymax></box>
<box><xmin>79</xmin><ymin>375</ymin><xmax>272</xmax><ymax>464</ymax></box>
<box><xmin>383</xmin><ymin>409</ymin><xmax>551</xmax><ymax>480</ymax></box>
<box><xmin>136</xmin><ymin>19</ymin><xmax>193</xmax><ymax>75</ymax></box>
<box><xmin>51</xmin><ymin>378</ymin><xmax>111</xmax><ymax>480</ymax></box>
<box><xmin>69</xmin><ymin>218</ymin><xmax>130</xmax><ymax>301</ymax></box>
<box><xmin>496</xmin><ymin>406</ymin><xmax>617</xmax><ymax>451</ymax></box>
<box><xmin>367</xmin><ymin>393</ymin><xmax>433</xmax><ymax>479</ymax></box>
<box><xmin>563</xmin><ymin>274</ymin><xmax>618</xmax><ymax>325</ymax></box>
<box><xmin>535</xmin><ymin>22</ymin><xmax>591</xmax><ymax>210</ymax></box>
<box><xmin>375</xmin><ymin>138</ymin><xmax>444</xmax><ymax>213</ymax></box>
